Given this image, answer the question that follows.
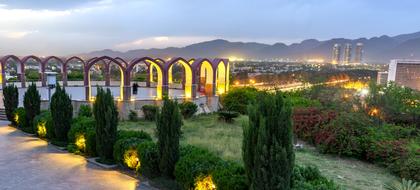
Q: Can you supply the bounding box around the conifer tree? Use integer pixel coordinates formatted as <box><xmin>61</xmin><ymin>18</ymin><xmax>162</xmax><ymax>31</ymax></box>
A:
<box><xmin>23</xmin><ymin>83</ymin><xmax>41</xmax><ymax>131</ymax></box>
<box><xmin>156</xmin><ymin>97</ymin><xmax>182</xmax><ymax>177</ymax></box>
<box><xmin>93</xmin><ymin>87</ymin><xmax>118</xmax><ymax>162</ymax></box>
<box><xmin>243</xmin><ymin>91</ymin><xmax>295</xmax><ymax>190</ymax></box>
<box><xmin>50</xmin><ymin>83</ymin><xmax>73</xmax><ymax>141</ymax></box>
<box><xmin>3</xmin><ymin>85</ymin><xmax>19</xmax><ymax>124</ymax></box>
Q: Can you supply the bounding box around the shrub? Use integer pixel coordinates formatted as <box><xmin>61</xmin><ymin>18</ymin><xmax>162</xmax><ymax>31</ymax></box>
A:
<box><xmin>137</xmin><ymin>141</ymin><xmax>160</xmax><ymax>178</ymax></box>
<box><xmin>175</xmin><ymin>146</ymin><xmax>223</xmax><ymax>189</ymax></box>
<box><xmin>243</xmin><ymin>91</ymin><xmax>294</xmax><ymax>189</ymax></box>
<box><xmin>50</xmin><ymin>83</ymin><xmax>73</xmax><ymax>142</ymax></box>
<box><xmin>212</xmin><ymin>161</ymin><xmax>248</xmax><ymax>190</ymax></box>
<box><xmin>218</xmin><ymin>110</ymin><xmax>239</xmax><ymax>123</ymax></box>
<box><xmin>315</xmin><ymin>112</ymin><xmax>373</xmax><ymax>158</ymax></box>
<box><xmin>33</xmin><ymin>111</ymin><xmax>52</xmax><ymax>138</ymax></box>
<box><xmin>142</xmin><ymin>105</ymin><xmax>158</xmax><ymax>121</ymax></box>
<box><xmin>67</xmin><ymin>116</ymin><xmax>96</xmax><ymax>156</ymax></box>
<box><xmin>292</xmin><ymin>165</ymin><xmax>339</xmax><ymax>190</ymax></box>
<box><xmin>179</xmin><ymin>101</ymin><xmax>198</xmax><ymax>119</ymax></box>
<box><xmin>220</xmin><ymin>87</ymin><xmax>258</xmax><ymax>114</ymax></box>
<box><xmin>157</xmin><ymin>97</ymin><xmax>182</xmax><ymax>177</ymax></box>
<box><xmin>117</xmin><ymin>130</ymin><xmax>152</xmax><ymax>141</ymax></box>
<box><xmin>389</xmin><ymin>155</ymin><xmax>420</xmax><ymax>182</ymax></box>
<box><xmin>93</xmin><ymin>87</ymin><xmax>118</xmax><ymax>163</ymax></box>
<box><xmin>128</xmin><ymin>110</ymin><xmax>138</xmax><ymax>121</ymax></box>
<box><xmin>292</xmin><ymin>107</ymin><xmax>336</xmax><ymax>143</ymax></box>
<box><xmin>13</xmin><ymin>107</ymin><xmax>27</xmax><ymax>129</ymax></box>
<box><xmin>78</xmin><ymin>104</ymin><xmax>92</xmax><ymax>117</ymax></box>
<box><xmin>366</xmin><ymin>140</ymin><xmax>408</xmax><ymax>164</ymax></box>
<box><xmin>23</xmin><ymin>83</ymin><xmax>41</xmax><ymax>133</ymax></box>
<box><xmin>2</xmin><ymin>85</ymin><xmax>18</xmax><ymax>124</ymax></box>
<box><xmin>113</xmin><ymin>130</ymin><xmax>152</xmax><ymax>169</ymax></box>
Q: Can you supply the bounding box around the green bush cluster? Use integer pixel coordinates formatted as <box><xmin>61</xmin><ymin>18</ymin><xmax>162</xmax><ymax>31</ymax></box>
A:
<box><xmin>67</xmin><ymin>116</ymin><xmax>96</xmax><ymax>156</ymax></box>
<box><xmin>137</xmin><ymin>141</ymin><xmax>160</xmax><ymax>178</ymax></box>
<box><xmin>217</xmin><ymin>110</ymin><xmax>239</xmax><ymax>123</ymax></box>
<box><xmin>220</xmin><ymin>87</ymin><xmax>258</xmax><ymax>114</ymax></box>
<box><xmin>292</xmin><ymin>165</ymin><xmax>339</xmax><ymax>190</ymax></box>
<box><xmin>13</xmin><ymin>107</ymin><xmax>27</xmax><ymax>129</ymax></box>
<box><xmin>78</xmin><ymin>104</ymin><xmax>92</xmax><ymax>117</ymax></box>
<box><xmin>175</xmin><ymin>146</ymin><xmax>247</xmax><ymax>190</ymax></box>
<box><xmin>296</xmin><ymin>110</ymin><xmax>420</xmax><ymax>181</ymax></box>
<box><xmin>128</xmin><ymin>110</ymin><xmax>138</xmax><ymax>121</ymax></box>
<box><xmin>33</xmin><ymin>111</ymin><xmax>53</xmax><ymax>138</ymax></box>
<box><xmin>179</xmin><ymin>101</ymin><xmax>198</xmax><ymax>119</ymax></box>
<box><xmin>113</xmin><ymin>130</ymin><xmax>152</xmax><ymax>169</ymax></box>
<box><xmin>2</xmin><ymin>85</ymin><xmax>19</xmax><ymax>124</ymax></box>
<box><xmin>142</xmin><ymin>105</ymin><xmax>158</xmax><ymax>121</ymax></box>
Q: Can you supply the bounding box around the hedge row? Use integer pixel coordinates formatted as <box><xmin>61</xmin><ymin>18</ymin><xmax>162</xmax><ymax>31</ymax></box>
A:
<box><xmin>293</xmin><ymin>109</ymin><xmax>420</xmax><ymax>182</ymax></box>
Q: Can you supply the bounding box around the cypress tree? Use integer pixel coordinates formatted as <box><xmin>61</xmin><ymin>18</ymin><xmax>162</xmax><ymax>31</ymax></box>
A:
<box><xmin>157</xmin><ymin>97</ymin><xmax>182</xmax><ymax>177</ymax></box>
<box><xmin>50</xmin><ymin>83</ymin><xmax>73</xmax><ymax>141</ymax></box>
<box><xmin>243</xmin><ymin>91</ymin><xmax>294</xmax><ymax>190</ymax></box>
<box><xmin>23</xmin><ymin>83</ymin><xmax>41</xmax><ymax>131</ymax></box>
<box><xmin>93</xmin><ymin>87</ymin><xmax>118</xmax><ymax>162</ymax></box>
<box><xmin>3</xmin><ymin>85</ymin><xmax>19</xmax><ymax>125</ymax></box>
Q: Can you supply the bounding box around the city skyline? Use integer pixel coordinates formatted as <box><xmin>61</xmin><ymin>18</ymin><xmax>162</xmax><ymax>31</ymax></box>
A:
<box><xmin>0</xmin><ymin>0</ymin><xmax>420</xmax><ymax>55</ymax></box>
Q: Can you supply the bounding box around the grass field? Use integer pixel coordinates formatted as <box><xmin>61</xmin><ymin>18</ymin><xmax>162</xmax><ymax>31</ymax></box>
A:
<box><xmin>119</xmin><ymin>114</ymin><xmax>397</xmax><ymax>190</ymax></box>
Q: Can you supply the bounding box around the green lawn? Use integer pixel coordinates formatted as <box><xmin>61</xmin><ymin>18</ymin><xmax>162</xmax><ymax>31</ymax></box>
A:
<box><xmin>119</xmin><ymin>114</ymin><xmax>397</xmax><ymax>190</ymax></box>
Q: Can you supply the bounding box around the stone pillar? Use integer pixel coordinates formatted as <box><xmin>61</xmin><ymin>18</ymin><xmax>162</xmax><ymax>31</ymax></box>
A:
<box><xmin>84</xmin><ymin>67</ymin><xmax>90</xmax><ymax>101</ymax></box>
<box><xmin>41</xmin><ymin>72</ymin><xmax>46</xmax><ymax>87</ymax></box>
<box><xmin>146</xmin><ymin>66</ymin><xmax>150</xmax><ymax>87</ymax></box>
<box><xmin>105</xmin><ymin>63</ymin><xmax>110</xmax><ymax>86</ymax></box>
<box><xmin>1</xmin><ymin>63</ymin><xmax>5</xmax><ymax>89</ymax></box>
<box><xmin>20</xmin><ymin>73</ymin><xmax>26</xmax><ymax>88</ymax></box>
<box><xmin>191</xmin><ymin>84</ymin><xmax>197</xmax><ymax>99</ymax></box>
<box><xmin>62</xmin><ymin>65</ymin><xmax>68</xmax><ymax>87</ymax></box>
<box><xmin>123</xmin><ymin>70</ymin><xmax>130</xmax><ymax>101</ymax></box>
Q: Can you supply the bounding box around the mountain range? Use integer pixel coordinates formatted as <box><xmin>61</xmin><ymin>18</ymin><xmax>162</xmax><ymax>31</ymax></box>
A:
<box><xmin>81</xmin><ymin>31</ymin><xmax>420</xmax><ymax>63</ymax></box>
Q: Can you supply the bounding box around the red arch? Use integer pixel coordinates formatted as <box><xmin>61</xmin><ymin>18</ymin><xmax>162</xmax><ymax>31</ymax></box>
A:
<box><xmin>64</xmin><ymin>56</ymin><xmax>86</xmax><ymax>67</ymax></box>
<box><xmin>164</xmin><ymin>57</ymin><xmax>193</xmax><ymax>71</ymax></box>
<box><xmin>1</xmin><ymin>55</ymin><xmax>21</xmax><ymax>64</ymax></box>
<box><xmin>21</xmin><ymin>55</ymin><xmax>42</xmax><ymax>64</ymax></box>
<box><xmin>86</xmin><ymin>56</ymin><xmax>126</xmax><ymax>71</ymax></box>
<box><xmin>127</xmin><ymin>57</ymin><xmax>164</xmax><ymax>73</ymax></box>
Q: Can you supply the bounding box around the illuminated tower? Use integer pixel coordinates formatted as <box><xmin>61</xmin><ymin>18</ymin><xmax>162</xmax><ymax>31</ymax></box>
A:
<box><xmin>343</xmin><ymin>43</ymin><xmax>352</xmax><ymax>65</ymax></box>
<box><xmin>354</xmin><ymin>43</ymin><xmax>363</xmax><ymax>64</ymax></box>
<box><xmin>331</xmin><ymin>44</ymin><xmax>341</xmax><ymax>64</ymax></box>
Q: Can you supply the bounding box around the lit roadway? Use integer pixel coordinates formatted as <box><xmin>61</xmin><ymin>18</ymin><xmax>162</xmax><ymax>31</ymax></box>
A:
<box><xmin>232</xmin><ymin>79</ymin><xmax>349</xmax><ymax>91</ymax></box>
<box><xmin>0</xmin><ymin>121</ymin><xmax>155</xmax><ymax>190</ymax></box>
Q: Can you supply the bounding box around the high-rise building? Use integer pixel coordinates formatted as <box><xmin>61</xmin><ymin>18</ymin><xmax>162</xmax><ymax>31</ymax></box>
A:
<box><xmin>331</xmin><ymin>44</ymin><xmax>341</xmax><ymax>64</ymax></box>
<box><xmin>354</xmin><ymin>43</ymin><xmax>363</xmax><ymax>64</ymax></box>
<box><xmin>388</xmin><ymin>59</ymin><xmax>420</xmax><ymax>91</ymax></box>
<box><xmin>343</xmin><ymin>43</ymin><xmax>352</xmax><ymax>65</ymax></box>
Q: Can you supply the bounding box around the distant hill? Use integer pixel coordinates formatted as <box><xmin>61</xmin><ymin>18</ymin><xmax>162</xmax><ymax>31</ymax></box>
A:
<box><xmin>79</xmin><ymin>31</ymin><xmax>420</xmax><ymax>63</ymax></box>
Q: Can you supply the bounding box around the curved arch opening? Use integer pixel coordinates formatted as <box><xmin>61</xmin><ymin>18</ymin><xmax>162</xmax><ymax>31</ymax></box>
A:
<box><xmin>199</xmin><ymin>60</ymin><xmax>214</xmax><ymax>95</ymax></box>
<box><xmin>216</xmin><ymin>61</ymin><xmax>227</xmax><ymax>95</ymax></box>
<box><xmin>87</xmin><ymin>58</ymin><xmax>124</xmax><ymax>101</ymax></box>
<box><xmin>168</xmin><ymin>59</ymin><xmax>193</xmax><ymax>98</ymax></box>
<box><xmin>129</xmin><ymin>59</ymin><xmax>163</xmax><ymax>99</ymax></box>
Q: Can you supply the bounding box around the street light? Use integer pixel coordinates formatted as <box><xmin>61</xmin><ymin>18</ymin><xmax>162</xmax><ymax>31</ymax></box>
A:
<box><xmin>46</xmin><ymin>72</ymin><xmax>57</xmax><ymax>103</ymax></box>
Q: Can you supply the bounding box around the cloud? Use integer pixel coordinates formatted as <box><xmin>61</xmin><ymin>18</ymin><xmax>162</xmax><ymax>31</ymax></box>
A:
<box><xmin>0</xmin><ymin>30</ymin><xmax>38</xmax><ymax>39</ymax></box>
<box><xmin>114</xmin><ymin>36</ymin><xmax>216</xmax><ymax>50</ymax></box>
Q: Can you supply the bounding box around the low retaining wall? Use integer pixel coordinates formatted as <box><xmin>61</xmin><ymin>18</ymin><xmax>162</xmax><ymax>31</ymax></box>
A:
<box><xmin>40</xmin><ymin>96</ymin><xmax>220</xmax><ymax>120</ymax></box>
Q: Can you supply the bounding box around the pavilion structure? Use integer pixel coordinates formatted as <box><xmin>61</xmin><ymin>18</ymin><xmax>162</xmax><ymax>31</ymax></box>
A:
<box><xmin>0</xmin><ymin>55</ymin><xmax>229</xmax><ymax>101</ymax></box>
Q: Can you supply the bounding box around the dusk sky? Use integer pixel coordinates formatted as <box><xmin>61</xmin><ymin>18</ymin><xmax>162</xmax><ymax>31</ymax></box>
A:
<box><xmin>0</xmin><ymin>0</ymin><xmax>419</xmax><ymax>55</ymax></box>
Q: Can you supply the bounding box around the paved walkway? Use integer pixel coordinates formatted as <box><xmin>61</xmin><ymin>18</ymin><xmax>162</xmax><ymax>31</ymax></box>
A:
<box><xmin>0</xmin><ymin>121</ymin><xmax>153</xmax><ymax>190</ymax></box>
